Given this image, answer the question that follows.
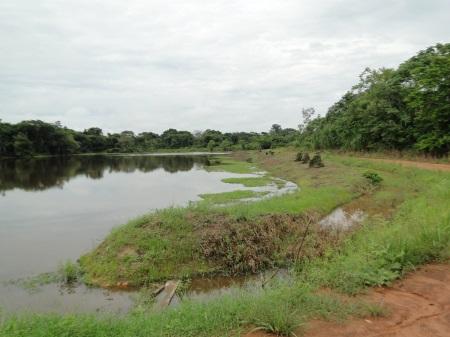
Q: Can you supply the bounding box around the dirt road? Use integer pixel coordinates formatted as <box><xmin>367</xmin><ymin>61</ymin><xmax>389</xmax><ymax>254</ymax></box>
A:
<box><xmin>367</xmin><ymin>158</ymin><xmax>450</xmax><ymax>172</ymax></box>
<box><xmin>244</xmin><ymin>264</ymin><xmax>450</xmax><ymax>337</ymax></box>
<box><xmin>304</xmin><ymin>264</ymin><xmax>450</xmax><ymax>337</ymax></box>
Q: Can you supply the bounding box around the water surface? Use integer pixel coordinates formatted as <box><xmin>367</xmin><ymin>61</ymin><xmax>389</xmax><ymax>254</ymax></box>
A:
<box><xmin>0</xmin><ymin>154</ymin><xmax>262</xmax><ymax>313</ymax></box>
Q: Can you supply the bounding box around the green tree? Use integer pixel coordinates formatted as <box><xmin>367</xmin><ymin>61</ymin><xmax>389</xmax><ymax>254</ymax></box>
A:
<box><xmin>397</xmin><ymin>43</ymin><xmax>450</xmax><ymax>155</ymax></box>
<box><xmin>13</xmin><ymin>132</ymin><xmax>34</xmax><ymax>157</ymax></box>
<box><xmin>207</xmin><ymin>140</ymin><xmax>216</xmax><ymax>152</ymax></box>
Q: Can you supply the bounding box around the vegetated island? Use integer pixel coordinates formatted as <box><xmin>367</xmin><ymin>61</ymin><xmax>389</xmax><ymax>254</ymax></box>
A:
<box><xmin>1</xmin><ymin>43</ymin><xmax>449</xmax><ymax>337</ymax></box>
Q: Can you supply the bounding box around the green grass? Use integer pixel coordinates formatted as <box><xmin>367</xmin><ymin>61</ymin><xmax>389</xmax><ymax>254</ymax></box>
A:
<box><xmin>78</xmin><ymin>151</ymin><xmax>360</xmax><ymax>287</ymax></box>
<box><xmin>206</xmin><ymin>157</ymin><xmax>258</xmax><ymax>174</ymax></box>
<box><xmin>3</xmin><ymin>149</ymin><xmax>449</xmax><ymax>337</ymax></box>
<box><xmin>199</xmin><ymin>190</ymin><xmax>269</xmax><ymax>203</ymax></box>
<box><xmin>79</xmin><ymin>151</ymin><xmax>449</xmax><ymax>290</ymax></box>
<box><xmin>0</xmin><ymin>282</ymin><xmax>382</xmax><ymax>337</ymax></box>
<box><xmin>221</xmin><ymin>176</ymin><xmax>273</xmax><ymax>187</ymax></box>
<box><xmin>296</xmin><ymin>161</ymin><xmax>450</xmax><ymax>295</ymax></box>
<box><xmin>5</xmin><ymin>260</ymin><xmax>82</xmax><ymax>293</ymax></box>
<box><xmin>79</xmin><ymin>209</ymin><xmax>216</xmax><ymax>287</ymax></box>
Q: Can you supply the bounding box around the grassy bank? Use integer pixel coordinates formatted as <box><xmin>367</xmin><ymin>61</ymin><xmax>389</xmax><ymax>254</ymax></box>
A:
<box><xmin>2</xmin><ymin>150</ymin><xmax>449</xmax><ymax>337</ymax></box>
<box><xmin>78</xmin><ymin>154</ymin><xmax>360</xmax><ymax>287</ymax></box>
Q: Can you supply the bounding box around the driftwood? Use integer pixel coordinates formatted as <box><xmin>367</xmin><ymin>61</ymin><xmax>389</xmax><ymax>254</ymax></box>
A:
<box><xmin>157</xmin><ymin>280</ymin><xmax>179</xmax><ymax>308</ymax></box>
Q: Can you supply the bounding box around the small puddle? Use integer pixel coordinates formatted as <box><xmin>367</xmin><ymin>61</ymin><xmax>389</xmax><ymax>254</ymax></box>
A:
<box><xmin>153</xmin><ymin>269</ymin><xmax>290</xmax><ymax>309</ymax></box>
<box><xmin>319</xmin><ymin>207</ymin><xmax>366</xmax><ymax>230</ymax></box>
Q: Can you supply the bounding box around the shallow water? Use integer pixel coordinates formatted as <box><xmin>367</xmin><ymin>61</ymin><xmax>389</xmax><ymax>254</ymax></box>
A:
<box><xmin>0</xmin><ymin>153</ymin><xmax>279</xmax><ymax>314</ymax></box>
<box><xmin>319</xmin><ymin>207</ymin><xmax>366</xmax><ymax>230</ymax></box>
<box><xmin>153</xmin><ymin>269</ymin><xmax>290</xmax><ymax>310</ymax></box>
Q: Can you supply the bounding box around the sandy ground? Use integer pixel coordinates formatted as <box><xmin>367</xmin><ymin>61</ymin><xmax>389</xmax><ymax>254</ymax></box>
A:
<box><xmin>367</xmin><ymin>158</ymin><xmax>450</xmax><ymax>172</ymax></box>
<box><xmin>246</xmin><ymin>264</ymin><xmax>450</xmax><ymax>337</ymax></box>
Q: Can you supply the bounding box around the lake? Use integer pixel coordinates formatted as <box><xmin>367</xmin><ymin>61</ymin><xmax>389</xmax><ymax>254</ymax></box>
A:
<box><xmin>0</xmin><ymin>153</ymin><xmax>269</xmax><ymax>313</ymax></box>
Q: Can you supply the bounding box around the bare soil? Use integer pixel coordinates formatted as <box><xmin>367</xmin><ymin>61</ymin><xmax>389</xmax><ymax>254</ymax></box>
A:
<box><xmin>246</xmin><ymin>264</ymin><xmax>450</xmax><ymax>337</ymax></box>
<box><xmin>304</xmin><ymin>264</ymin><xmax>450</xmax><ymax>337</ymax></box>
<box><xmin>368</xmin><ymin>158</ymin><xmax>450</xmax><ymax>172</ymax></box>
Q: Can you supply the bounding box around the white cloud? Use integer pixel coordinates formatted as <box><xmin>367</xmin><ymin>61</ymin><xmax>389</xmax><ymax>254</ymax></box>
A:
<box><xmin>0</xmin><ymin>0</ymin><xmax>449</xmax><ymax>133</ymax></box>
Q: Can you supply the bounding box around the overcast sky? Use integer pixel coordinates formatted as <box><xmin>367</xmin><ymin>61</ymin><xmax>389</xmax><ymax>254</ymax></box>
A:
<box><xmin>0</xmin><ymin>0</ymin><xmax>449</xmax><ymax>133</ymax></box>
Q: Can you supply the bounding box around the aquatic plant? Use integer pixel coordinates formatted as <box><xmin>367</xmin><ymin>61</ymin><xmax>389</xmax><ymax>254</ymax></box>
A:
<box><xmin>57</xmin><ymin>260</ymin><xmax>81</xmax><ymax>284</ymax></box>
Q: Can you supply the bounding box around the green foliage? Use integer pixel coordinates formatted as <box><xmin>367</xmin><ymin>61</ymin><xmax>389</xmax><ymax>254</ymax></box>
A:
<box><xmin>58</xmin><ymin>260</ymin><xmax>81</xmax><ymax>284</ymax></box>
<box><xmin>250</xmin><ymin>303</ymin><xmax>303</xmax><ymax>337</ymax></box>
<box><xmin>363</xmin><ymin>171</ymin><xmax>383</xmax><ymax>186</ymax></box>
<box><xmin>309</xmin><ymin>153</ymin><xmax>324</xmax><ymax>168</ymax></box>
<box><xmin>175</xmin><ymin>276</ymin><xmax>192</xmax><ymax>299</ymax></box>
<box><xmin>199</xmin><ymin>190</ymin><xmax>268</xmax><ymax>203</ymax></box>
<box><xmin>221</xmin><ymin>176</ymin><xmax>273</xmax><ymax>187</ymax></box>
<box><xmin>8</xmin><ymin>260</ymin><xmax>81</xmax><ymax>292</ymax></box>
<box><xmin>205</xmin><ymin>157</ymin><xmax>257</xmax><ymax>174</ymax></box>
<box><xmin>13</xmin><ymin>132</ymin><xmax>33</xmax><ymax>157</ymax></box>
<box><xmin>299</xmin><ymin>169</ymin><xmax>450</xmax><ymax>295</ymax></box>
<box><xmin>301</xmin><ymin>152</ymin><xmax>310</xmax><ymax>164</ymax></box>
<box><xmin>78</xmin><ymin>152</ymin><xmax>357</xmax><ymax>287</ymax></box>
<box><xmin>299</xmin><ymin>43</ymin><xmax>450</xmax><ymax>156</ymax></box>
<box><xmin>0</xmin><ymin>121</ymin><xmax>300</xmax><ymax>158</ymax></box>
<box><xmin>0</xmin><ymin>283</ymin><xmax>373</xmax><ymax>337</ymax></box>
<box><xmin>160</xmin><ymin>129</ymin><xmax>194</xmax><ymax>149</ymax></box>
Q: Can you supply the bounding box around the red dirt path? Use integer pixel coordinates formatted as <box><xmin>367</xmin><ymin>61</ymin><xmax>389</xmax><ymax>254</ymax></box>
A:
<box><xmin>245</xmin><ymin>264</ymin><xmax>450</xmax><ymax>337</ymax></box>
<box><xmin>367</xmin><ymin>158</ymin><xmax>450</xmax><ymax>172</ymax></box>
<box><xmin>304</xmin><ymin>264</ymin><xmax>450</xmax><ymax>337</ymax></box>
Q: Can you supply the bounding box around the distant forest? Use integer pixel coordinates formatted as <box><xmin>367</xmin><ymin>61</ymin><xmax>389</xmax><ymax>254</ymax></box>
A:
<box><xmin>1</xmin><ymin>43</ymin><xmax>448</xmax><ymax>158</ymax></box>
<box><xmin>0</xmin><ymin>120</ymin><xmax>299</xmax><ymax>157</ymax></box>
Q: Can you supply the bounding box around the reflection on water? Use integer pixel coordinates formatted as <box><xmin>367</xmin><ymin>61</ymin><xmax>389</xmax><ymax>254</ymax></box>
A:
<box><xmin>0</xmin><ymin>283</ymin><xmax>134</xmax><ymax>314</ymax></box>
<box><xmin>0</xmin><ymin>153</ymin><xmax>265</xmax><ymax>314</ymax></box>
<box><xmin>0</xmin><ymin>155</ymin><xmax>211</xmax><ymax>194</ymax></box>
<box><xmin>319</xmin><ymin>207</ymin><xmax>366</xmax><ymax>229</ymax></box>
<box><xmin>0</xmin><ymin>154</ymin><xmax>299</xmax><ymax>315</ymax></box>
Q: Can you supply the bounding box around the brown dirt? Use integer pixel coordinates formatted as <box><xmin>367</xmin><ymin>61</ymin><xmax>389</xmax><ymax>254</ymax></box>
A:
<box><xmin>368</xmin><ymin>158</ymin><xmax>450</xmax><ymax>172</ymax></box>
<box><xmin>245</xmin><ymin>264</ymin><xmax>450</xmax><ymax>337</ymax></box>
<box><xmin>303</xmin><ymin>264</ymin><xmax>450</xmax><ymax>337</ymax></box>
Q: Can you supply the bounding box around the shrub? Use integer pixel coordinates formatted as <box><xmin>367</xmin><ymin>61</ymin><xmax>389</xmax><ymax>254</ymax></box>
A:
<box><xmin>301</xmin><ymin>153</ymin><xmax>310</xmax><ymax>164</ymax></box>
<box><xmin>200</xmin><ymin>214</ymin><xmax>336</xmax><ymax>274</ymax></box>
<box><xmin>250</xmin><ymin>304</ymin><xmax>302</xmax><ymax>337</ymax></box>
<box><xmin>363</xmin><ymin>171</ymin><xmax>383</xmax><ymax>186</ymax></box>
<box><xmin>309</xmin><ymin>153</ymin><xmax>324</xmax><ymax>168</ymax></box>
<box><xmin>57</xmin><ymin>260</ymin><xmax>81</xmax><ymax>284</ymax></box>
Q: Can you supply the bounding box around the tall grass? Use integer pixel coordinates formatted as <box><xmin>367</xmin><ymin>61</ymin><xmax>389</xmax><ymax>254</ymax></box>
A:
<box><xmin>298</xmin><ymin>168</ymin><xmax>450</xmax><ymax>294</ymax></box>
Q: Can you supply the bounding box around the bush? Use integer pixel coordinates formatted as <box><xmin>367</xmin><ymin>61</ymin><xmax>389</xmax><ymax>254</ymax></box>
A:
<box><xmin>309</xmin><ymin>153</ymin><xmax>324</xmax><ymax>168</ymax></box>
<box><xmin>363</xmin><ymin>171</ymin><xmax>383</xmax><ymax>186</ymax></box>
<box><xmin>301</xmin><ymin>153</ymin><xmax>310</xmax><ymax>164</ymax></box>
<box><xmin>250</xmin><ymin>303</ymin><xmax>303</xmax><ymax>337</ymax></box>
<box><xmin>57</xmin><ymin>260</ymin><xmax>81</xmax><ymax>284</ymax></box>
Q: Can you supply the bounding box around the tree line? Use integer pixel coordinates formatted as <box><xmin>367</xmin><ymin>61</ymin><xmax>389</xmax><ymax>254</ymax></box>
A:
<box><xmin>299</xmin><ymin>43</ymin><xmax>450</xmax><ymax>156</ymax></box>
<box><xmin>0</xmin><ymin>120</ymin><xmax>298</xmax><ymax>157</ymax></box>
<box><xmin>1</xmin><ymin>43</ymin><xmax>448</xmax><ymax>158</ymax></box>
